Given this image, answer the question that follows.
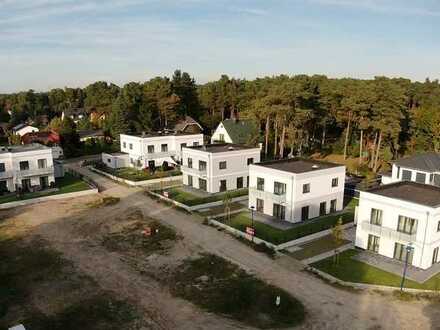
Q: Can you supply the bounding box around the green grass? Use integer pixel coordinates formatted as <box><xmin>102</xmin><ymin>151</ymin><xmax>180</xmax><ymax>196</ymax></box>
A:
<box><xmin>170</xmin><ymin>254</ymin><xmax>305</xmax><ymax>329</ymax></box>
<box><xmin>0</xmin><ymin>173</ymin><xmax>91</xmax><ymax>204</ymax></box>
<box><xmin>161</xmin><ymin>187</ymin><xmax>248</xmax><ymax>206</ymax></box>
<box><xmin>287</xmin><ymin>234</ymin><xmax>350</xmax><ymax>260</ymax></box>
<box><xmin>97</xmin><ymin>165</ymin><xmax>181</xmax><ymax>182</ymax></box>
<box><xmin>222</xmin><ymin>210</ymin><xmax>354</xmax><ymax>245</ymax></box>
<box><xmin>312</xmin><ymin>249</ymin><xmax>440</xmax><ymax>290</ymax></box>
<box><xmin>196</xmin><ymin>202</ymin><xmax>246</xmax><ymax>217</ymax></box>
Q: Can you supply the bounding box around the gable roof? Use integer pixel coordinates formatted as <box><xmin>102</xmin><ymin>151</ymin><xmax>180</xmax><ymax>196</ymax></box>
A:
<box><xmin>173</xmin><ymin>116</ymin><xmax>203</xmax><ymax>132</ymax></box>
<box><xmin>220</xmin><ymin>119</ymin><xmax>259</xmax><ymax>144</ymax></box>
<box><xmin>394</xmin><ymin>153</ymin><xmax>440</xmax><ymax>172</ymax></box>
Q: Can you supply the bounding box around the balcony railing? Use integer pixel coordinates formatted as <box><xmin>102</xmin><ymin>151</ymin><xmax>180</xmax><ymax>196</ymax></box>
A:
<box><xmin>16</xmin><ymin>167</ymin><xmax>55</xmax><ymax>178</ymax></box>
<box><xmin>249</xmin><ymin>187</ymin><xmax>287</xmax><ymax>204</ymax></box>
<box><xmin>144</xmin><ymin>151</ymin><xmax>177</xmax><ymax>160</ymax></box>
<box><xmin>180</xmin><ymin>166</ymin><xmax>207</xmax><ymax>177</ymax></box>
<box><xmin>0</xmin><ymin>170</ymin><xmax>14</xmax><ymax>179</ymax></box>
<box><xmin>360</xmin><ymin>220</ymin><xmax>417</xmax><ymax>242</ymax></box>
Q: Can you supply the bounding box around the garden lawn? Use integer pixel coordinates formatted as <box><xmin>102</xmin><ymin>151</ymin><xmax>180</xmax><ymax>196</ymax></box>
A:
<box><xmin>223</xmin><ymin>210</ymin><xmax>354</xmax><ymax>245</ymax></box>
<box><xmin>162</xmin><ymin>187</ymin><xmax>248</xmax><ymax>206</ymax></box>
<box><xmin>196</xmin><ymin>202</ymin><xmax>246</xmax><ymax>217</ymax></box>
<box><xmin>287</xmin><ymin>234</ymin><xmax>350</xmax><ymax>260</ymax></box>
<box><xmin>0</xmin><ymin>173</ymin><xmax>91</xmax><ymax>204</ymax></box>
<box><xmin>98</xmin><ymin>166</ymin><xmax>181</xmax><ymax>182</ymax></box>
<box><xmin>312</xmin><ymin>249</ymin><xmax>440</xmax><ymax>290</ymax></box>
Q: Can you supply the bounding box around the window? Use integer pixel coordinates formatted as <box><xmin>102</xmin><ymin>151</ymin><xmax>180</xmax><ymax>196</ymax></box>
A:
<box><xmin>237</xmin><ymin>177</ymin><xmax>243</xmax><ymax>189</ymax></box>
<box><xmin>187</xmin><ymin>175</ymin><xmax>193</xmax><ymax>187</ymax></box>
<box><xmin>370</xmin><ymin>208</ymin><xmax>383</xmax><ymax>226</ymax></box>
<box><xmin>129</xmin><ymin>143</ymin><xmax>133</xmax><ymax>150</ymax></box>
<box><xmin>257</xmin><ymin>177</ymin><xmax>264</xmax><ymax>191</ymax></box>
<box><xmin>394</xmin><ymin>242</ymin><xmax>414</xmax><ymax>263</ymax></box>
<box><xmin>331</xmin><ymin>177</ymin><xmax>338</xmax><ymax>187</ymax></box>
<box><xmin>430</xmin><ymin>173</ymin><xmax>434</xmax><ymax>184</ymax></box>
<box><xmin>319</xmin><ymin>202</ymin><xmax>327</xmax><ymax>216</ymax></box>
<box><xmin>199</xmin><ymin>161</ymin><xmax>207</xmax><ymax>171</ymax></box>
<box><xmin>397</xmin><ymin>216</ymin><xmax>418</xmax><ymax>235</ymax></box>
<box><xmin>107</xmin><ymin>158</ymin><xmax>111</xmax><ymax>163</ymax></box>
<box><xmin>199</xmin><ymin>178</ymin><xmax>207</xmax><ymax>191</ymax></box>
<box><xmin>434</xmin><ymin>174</ymin><xmax>440</xmax><ymax>187</ymax></box>
<box><xmin>247</xmin><ymin>158</ymin><xmax>254</xmax><ymax>165</ymax></box>
<box><xmin>247</xmin><ymin>176</ymin><xmax>249</xmax><ymax>187</ymax></box>
<box><xmin>415</xmin><ymin>172</ymin><xmax>426</xmax><ymax>184</ymax></box>
<box><xmin>219</xmin><ymin>133</ymin><xmax>225</xmax><ymax>142</ymax></box>
<box><xmin>147</xmin><ymin>145</ymin><xmax>154</xmax><ymax>153</ymax></box>
<box><xmin>256</xmin><ymin>199</ymin><xmax>264</xmax><ymax>212</ymax></box>
<box><xmin>301</xmin><ymin>206</ymin><xmax>309</xmax><ymax>221</ymax></box>
<box><xmin>181</xmin><ymin>143</ymin><xmax>187</xmax><ymax>150</ymax></box>
<box><xmin>39</xmin><ymin>176</ymin><xmax>49</xmax><ymax>188</ymax></box>
<box><xmin>0</xmin><ymin>163</ymin><xmax>5</xmax><ymax>172</ymax></box>
<box><xmin>397</xmin><ymin>166</ymin><xmax>401</xmax><ymax>178</ymax></box>
<box><xmin>302</xmin><ymin>183</ymin><xmax>310</xmax><ymax>194</ymax></box>
<box><xmin>123</xmin><ymin>142</ymin><xmax>126</xmax><ymax>148</ymax></box>
<box><xmin>274</xmin><ymin>181</ymin><xmax>286</xmax><ymax>195</ymax></box>
<box><xmin>437</xmin><ymin>221</ymin><xmax>440</xmax><ymax>232</ymax></box>
<box><xmin>219</xmin><ymin>161</ymin><xmax>227</xmax><ymax>170</ymax></box>
<box><xmin>219</xmin><ymin>180</ymin><xmax>227</xmax><ymax>192</ymax></box>
<box><xmin>161</xmin><ymin>144</ymin><xmax>168</xmax><ymax>152</ymax></box>
<box><xmin>19</xmin><ymin>161</ymin><xmax>29</xmax><ymax>171</ymax></box>
<box><xmin>433</xmin><ymin>247</ymin><xmax>439</xmax><ymax>265</ymax></box>
<box><xmin>273</xmin><ymin>203</ymin><xmax>285</xmax><ymax>220</ymax></box>
<box><xmin>193</xmin><ymin>141</ymin><xmax>199</xmax><ymax>146</ymax></box>
<box><xmin>187</xmin><ymin>158</ymin><xmax>193</xmax><ymax>168</ymax></box>
<box><xmin>402</xmin><ymin>169</ymin><xmax>412</xmax><ymax>181</ymax></box>
<box><xmin>330</xmin><ymin>199</ymin><xmax>337</xmax><ymax>213</ymax></box>
<box><xmin>367</xmin><ymin>235</ymin><xmax>380</xmax><ymax>253</ymax></box>
<box><xmin>37</xmin><ymin>159</ymin><xmax>47</xmax><ymax>169</ymax></box>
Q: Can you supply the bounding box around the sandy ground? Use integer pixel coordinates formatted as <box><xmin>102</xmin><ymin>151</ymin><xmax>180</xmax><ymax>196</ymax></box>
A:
<box><xmin>2</xmin><ymin>161</ymin><xmax>440</xmax><ymax>330</ymax></box>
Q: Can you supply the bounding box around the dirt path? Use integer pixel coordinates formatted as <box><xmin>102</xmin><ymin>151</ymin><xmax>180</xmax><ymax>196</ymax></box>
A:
<box><xmin>4</xmin><ymin>162</ymin><xmax>438</xmax><ymax>330</ymax></box>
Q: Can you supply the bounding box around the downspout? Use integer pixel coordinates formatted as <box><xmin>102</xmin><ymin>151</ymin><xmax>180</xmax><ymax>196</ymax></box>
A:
<box><xmin>290</xmin><ymin>175</ymin><xmax>294</xmax><ymax>221</ymax></box>
<box><xmin>420</xmin><ymin>211</ymin><xmax>429</xmax><ymax>268</ymax></box>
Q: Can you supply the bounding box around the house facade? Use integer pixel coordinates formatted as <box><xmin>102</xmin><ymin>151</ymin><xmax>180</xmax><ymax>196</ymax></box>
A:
<box><xmin>248</xmin><ymin>159</ymin><xmax>346</xmax><ymax>223</ymax></box>
<box><xmin>181</xmin><ymin>144</ymin><xmax>261</xmax><ymax>193</ymax></box>
<box><xmin>119</xmin><ymin>132</ymin><xmax>204</xmax><ymax>169</ymax></box>
<box><xmin>355</xmin><ymin>181</ymin><xmax>440</xmax><ymax>270</ymax></box>
<box><xmin>381</xmin><ymin>153</ymin><xmax>440</xmax><ymax>186</ymax></box>
<box><xmin>211</xmin><ymin>119</ymin><xmax>259</xmax><ymax>145</ymax></box>
<box><xmin>0</xmin><ymin>144</ymin><xmax>55</xmax><ymax>193</ymax></box>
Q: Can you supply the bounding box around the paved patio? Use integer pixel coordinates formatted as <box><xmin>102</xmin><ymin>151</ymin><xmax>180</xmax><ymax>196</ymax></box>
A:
<box><xmin>353</xmin><ymin>250</ymin><xmax>440</xmax><ymax>283</ymax></box>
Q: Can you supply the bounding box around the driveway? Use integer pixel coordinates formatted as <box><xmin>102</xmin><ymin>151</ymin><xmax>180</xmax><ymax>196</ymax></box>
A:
<box><xmin>63</xmin><ymin>162</ymin><xmax>440</xmax><ymax>329</ymax></box>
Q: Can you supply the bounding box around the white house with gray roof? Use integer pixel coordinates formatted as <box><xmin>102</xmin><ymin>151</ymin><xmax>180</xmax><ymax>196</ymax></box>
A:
<box><xmin>381</xmin><ymin>153</ymin><xmax>440</xmax><ymax>186</ymax></box>
<box><xmin>0</xmin><ymin>144</ymin><xmax>55</xmax><ymax>193</ymax></box>
<box><xmin>355</xmin><ymin>181</ymin><xmax>440</xmax><ymax>270</ymax></box>
<box><xmin>248</xmin><ymin>158</ymin><xmax>346</xmax><ymax>223</ymax></box>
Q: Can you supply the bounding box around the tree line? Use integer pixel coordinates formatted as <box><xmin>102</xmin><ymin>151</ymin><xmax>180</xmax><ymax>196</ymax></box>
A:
<box><xmin>1</xmin><ymin>70</ymin><xmax>440</xmax><ymax>172</ymax></box>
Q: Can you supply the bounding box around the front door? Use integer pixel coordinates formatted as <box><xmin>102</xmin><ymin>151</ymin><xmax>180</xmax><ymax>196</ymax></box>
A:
<box><xmin>148</xmin><ymin>160</ymin><xmax>155</xmax><ymax>169</ymax></box>
<box><xmin>301</xmin><ymin>206</ymin><xmax>309</xmax><ymax>221</ymax></box>
<box><xmin>219</xmin><ymin>180</ymin><xmax>227</xmax><ymax>192</ymax></box>
<box><xmin>319</xmin><ymin>202</ymin><xmax>327</xmax><ymax>216</ymax></box>
<box><xmin>39</xmin><ymin>176</ymin><xmax>49</xmax><ymax>189</ymax></box>
<box><xmin>273</xmin><ymin>203</ymin><xmax>285</xmax><ymax>220</ymax></box>
<box><xmin>21</xmin><ymin>179</ymin><xmax>31</xmax><ymax>192</ymax></box>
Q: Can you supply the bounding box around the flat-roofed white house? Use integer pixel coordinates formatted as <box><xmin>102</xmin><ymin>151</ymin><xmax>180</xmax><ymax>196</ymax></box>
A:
<box><xmin>248</xmin><ymin>158</ymin><xmax>346</xmax><ymax>223</ymax></box>
<box><xmin>381</xmin><ymin>153</ymin><xmax>440</xmax><ymax>186</ymax></box>
<box><xmin>355</xmin><ymin>181</ymin><xmax>440</xmax><ymax>270</ymax></box>
<box><xmin>0</xmin><ymin>144</ymin><xmax>56</xmax><ymax>193</ymax></box>
<box><xmin>181</xmin><ymin>144</ymin><xmax>261</xmax><ymax>193</ymax></box>
<box><xmin>118</xmin><ymin>131</ymin><xmax>204</xmax><ymax>169</ymax></box>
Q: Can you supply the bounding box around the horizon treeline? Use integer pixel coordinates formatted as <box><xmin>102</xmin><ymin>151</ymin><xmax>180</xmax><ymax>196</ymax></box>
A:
<box><xmin>1</xmin><ymin>70</ymin><xmax>440</xmax><ymax>172</ymax></box>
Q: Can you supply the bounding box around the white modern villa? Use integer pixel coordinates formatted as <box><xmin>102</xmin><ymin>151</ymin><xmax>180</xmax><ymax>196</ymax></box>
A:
<box><xmin>381</xmin><ymin>153</ymin><xmax>440</xmax><ymax>186</ymax></box>
<box><xmin>181</xmin><ymin>144</ymin><xmax>261</xmax><ymax>193</ymax></box>
<box><xmin>248</xmin><ymin>158</ymin><xmax>346</xmax><ymax>222</ymax></box>
<box><xmin>0</xmin><ymin>144</ymin><xmax>55</xmax><ymax>193</ymax></box>
<box><xmin>355</xmin><ymin>181</ymin><xmax>440</xmax><ymax>270</ymax></box>
<box><xmin>103</xmin><ymin>132</ymin><xmax>204</xmax><ymax>169</ymax></box>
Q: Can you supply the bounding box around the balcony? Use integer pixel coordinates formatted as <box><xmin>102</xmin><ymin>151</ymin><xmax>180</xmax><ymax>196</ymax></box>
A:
<box><xmin>180</xmin><ymin>166</ymin><xmax>207</xmax><ymax>177</ymax></box>
<box><xmin>360</xmin><ymin>220</ymin><xmax>417</xmax><ymax>242</ymax></box>
<box><xmin>144</xmin><ymin>151</ymin><xmax>177</xmax><ymax>160</ymax></box>
<box><xmin>16</xmin><ymin>167</ymin><xmax>55</xmax><ymax>178</ymax></box>
<box><xmin>0</xmin><ymin>170</ymin><xmax>14</xmax><ymax>179</ymax></box>
<box><xmin>249</xmin><ymin>187</ymin><xmax>287</xmax><ymax>204</ymax></box>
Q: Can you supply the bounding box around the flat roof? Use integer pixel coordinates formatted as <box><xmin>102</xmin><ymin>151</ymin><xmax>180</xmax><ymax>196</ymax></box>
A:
<box><xmin>122</xmin><ymin>131</ymin><xmax>201</xmax><ymax>138</ymax></box>
<box><xmin>0</xmin><ymin>143</ymin><xmax>49</xmax><ymax>154</ymax></box>
<box><xmin>185</xmin><ymin>144</ymin><xmax>259</xmax><ymax>153</ymax></box>
<box><xmin>254</xmin><ymin>158</ymin><xmax>344</xmax><ymax>174</ymax></box>
<box><xmin>366</xmin><ymin>181</ymin><xmax>440</xmax><ymax>207</ymax></box>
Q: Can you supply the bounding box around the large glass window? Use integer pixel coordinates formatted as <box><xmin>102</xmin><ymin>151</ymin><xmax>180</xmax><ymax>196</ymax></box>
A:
<box><xmin>402</xmin><ymin>170</ymin><xmax>412</xmax><ymax>181</ymax></box>
<box><xmin>370</xmin><ymin>208</ymin><xmax>383</xmax><ymax>226</ymax></box>
<box><xmin>301</xmin><ymin>206</ymin><xmax>309</xmax><ymax>221</ymax></box>
<box><xmin>37</xmin><ymin>159</ymin><xmax>47</xmax><ymax>169</ymax></box>
<box><xmin>330</xmin><ymin>199</ymin><xmax>337</xmax><ymax>213</ymax></box>
<box><xmin>199</xmin><ymin>161</ymin><xmax>207</xmax><ymax>171</ymax></box>
<box><xmin>274</xmin><ymin>181</ymin><xmax>286</xmax><ymax>195</ymax></box>
<box><xmin>161</xmin><ymin>144</ymin><xmax>168</xmax><ymax>152</ymax></box>
<box><xmin>219</xmin><ymin>180</ymin><xmax>227</xmax><ymax>192</ymax></box>
<box><xmin>367</xmin><ymin>235</ymin><xmax>380</xmax><ymax>253</ymax></box>
<box><xmin>394</xmin><ymin>242</ymin><xmax>414</xmax><ymax>263</ymax></box>
<box><xmin>19</xmin><ymin>161</ymin><xmax>29</xmax><ymax>171</ymax></box>
<box><xmin>319</xmin><ymin>202</ymin><xmax>327</xmax><ymax>216</ymax></box>
<box><xmin>256</xmin><ymin>198</ymin><xmax>264</xmax><ymax>212</ymax></box>
<box><xmin>415</xmin><ymin>172</ymin><xmax>426</xmax><ymax>184</ymax></box>
<box><xmin>273</xmin><ymin>203</ymin><xmax>285</xmax><ymax>220</ymax></box>
<box><xmin>187</xmin><ymin>158</ymin><xmax>193</xmax><ymax>168</ymax></box>
<box><xmin>0</xmin><ymin>163</ymin><xmax>5</xmax><ymax>172</ymax></box>
<box><xmin>257</xmin><ymin>177</ymin><xmax>264</xmax><ymax>191</ymax></box>
<box><xmin>187</xmin><ymin>175</ymin><xmax>193</xmax><ymax>187</ymax></box>
<box><xmin>397</xmin><ymin>216</ymin><xmax>418</xmax><ymax>235</ymax></box>
<box><xmin>147</xmin><ymin>145</ymin><xmax>154</xmax><ymax>153</ymax></box>
<box><xmin>237</xmin><ymin>177</ymin><xmax>243</xmax><ymax>189</ymax></box>
<box><xmin>199</xmin><ymin>178</ymin><xmax>207</xmax><ymax>191</ymax></box>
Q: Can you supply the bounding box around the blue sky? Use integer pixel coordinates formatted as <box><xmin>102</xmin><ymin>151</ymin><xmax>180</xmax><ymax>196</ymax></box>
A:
<box><xmin>1</xmin><ymin>0</ymin><xmax>439</xmax><ymax>93</ymax></box>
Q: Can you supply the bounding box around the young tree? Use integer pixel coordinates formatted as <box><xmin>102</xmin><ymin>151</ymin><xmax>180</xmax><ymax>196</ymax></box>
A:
<box><xmin>331</xmin><ymin>217</ymin><xmax>344</xmax><ymax>265</ymax></box>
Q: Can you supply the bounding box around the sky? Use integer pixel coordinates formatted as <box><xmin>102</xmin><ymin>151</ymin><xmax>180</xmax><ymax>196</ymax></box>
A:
<box><xmin>0</xmin><ymin>0</ymin><xmax>439</xmax><ymax>93</ymax></box>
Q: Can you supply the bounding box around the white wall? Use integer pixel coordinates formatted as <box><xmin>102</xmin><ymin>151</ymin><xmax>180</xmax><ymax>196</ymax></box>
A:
<box><xmin>355</xmin><ymin>191</ymin><xmax>440</xmax><ymax>269</ymax></box>
<box><xmin>211</xmin><ymin>123</ymin><xmax>233</xmax><ymax>143</ymax></box>
<box><xmin>390</xmin><ymin>164</ymin><xmax>433</xmax><ymax>185</ymax></box>
<box><xmin>101</xmin><ymin>153</ymin><xmax>129</xmax><ymax>169</ymax></box>
<box><xmin>15</xmin><ymin>126</ymin><xmax>39</xmax><ymax>137</ymax></box>
<box><xmin>181</xmin><ymin>147</ymin><xmax>260</xmax><ymax>193</ymax></box>
<box><xmin>248</xmin><ymin>164</ymin><xmax>345</xmax><ymax>223</ymax></box>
